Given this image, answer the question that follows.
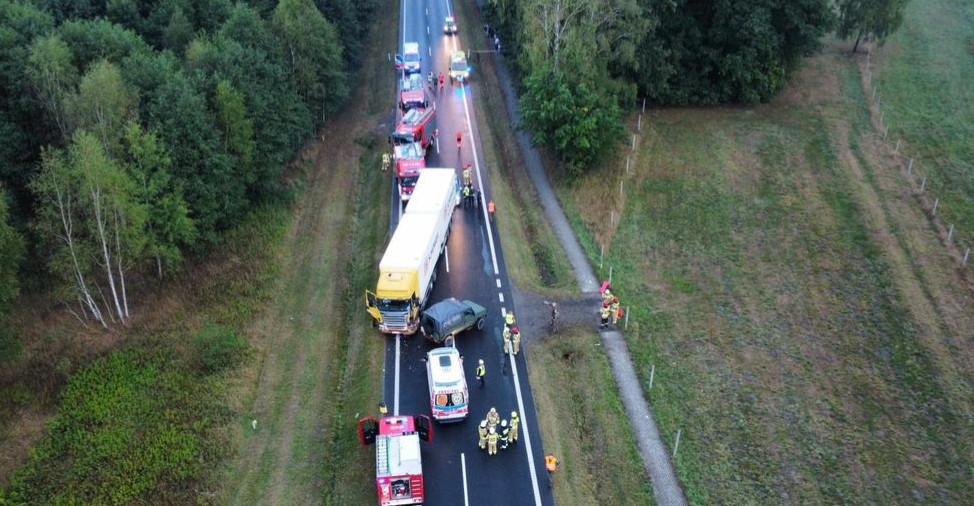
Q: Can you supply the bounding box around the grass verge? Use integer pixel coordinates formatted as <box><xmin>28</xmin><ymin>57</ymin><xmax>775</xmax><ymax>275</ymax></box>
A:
<box><xmin>526</xmin><ymin>327</ymin><xmax>655</xmax><ymax>505</ymax></box>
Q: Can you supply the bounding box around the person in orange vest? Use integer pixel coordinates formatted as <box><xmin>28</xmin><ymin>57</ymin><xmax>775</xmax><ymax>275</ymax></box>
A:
<box><xmin>545</xmin><ymin>455</ymin><xmax>558</xmax><ymax>487</ymax></box>
<box><xmin>456</xmin><ymin>131</ymin><xmax>463</xmax><ymax>149</ymax></box>
<box><xmin>488</xmin><ymin>200</ymin><xmax>495</xmax><ymax>221</ymax></box>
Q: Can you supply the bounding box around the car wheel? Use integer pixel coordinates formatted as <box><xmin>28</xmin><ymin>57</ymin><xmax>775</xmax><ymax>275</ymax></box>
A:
<box><xmin>476</xmin><ymin>317</ymin><xmax>485</xmax><ymax>330</ymax></box>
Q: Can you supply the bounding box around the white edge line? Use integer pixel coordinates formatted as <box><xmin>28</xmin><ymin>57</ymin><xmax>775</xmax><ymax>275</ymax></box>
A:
<box><xmin>509</xmin><ymin>344</ymin><xmax>543</xmax><ymax>505</ymax></box>
<box><xmin>394</xmin><ymin>334</ymin><xmax>401</xmax><ymax>416</ymax></box>
<box><xmin>447</xmin><ymin>0</ymin><xmax>542</xmax><ymax>500</ymax></box>
<box><xmin>461</xmin><ymin>452</ymin><xmax>470</xmax><ymax>506</ymax></box>
<box><xmin>445</xmin><ymin>245</ymin><xmax>450</xmax><ymax>273</ymax></box>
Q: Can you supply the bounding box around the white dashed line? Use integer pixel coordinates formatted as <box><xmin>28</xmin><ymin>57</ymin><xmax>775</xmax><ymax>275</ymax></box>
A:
<box><xmin>496</xmin><ymin>279</ymin><xmax>502</xmax><ymax>288</ymax></box>
<box><xmin>501</xmin><ymin>307</ymin><xmax>507</xmax><ymax>316</ymax></box>
<box><xmin>461</xmin><ymin>453</ymin><xmax>470</xmax><ymax>506</ymax></box>
<box><xmin>498</xmin><ymin>293</ymin><xmax>504</xmax><ymax>303</ymax></box>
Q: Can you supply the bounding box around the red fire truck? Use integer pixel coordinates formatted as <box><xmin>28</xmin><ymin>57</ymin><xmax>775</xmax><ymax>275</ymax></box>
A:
<box><xmin>392</xmin><ymin>107</ymin><xmax>436</xmax><ymax>153</ymax></box>
<box><xmin>359</xmin><ymin>415</ymin><xmax>433</xmax><ymax>506</ymax></box>
<box><xmin>399</xmin><ymin>73</ymin><xmax>429</xmax><ymax>111</ymax></box>
<box><xmin>394</xmin><ymin>142</ymin><xmax>426</xmax><ymax>201</ymax></box>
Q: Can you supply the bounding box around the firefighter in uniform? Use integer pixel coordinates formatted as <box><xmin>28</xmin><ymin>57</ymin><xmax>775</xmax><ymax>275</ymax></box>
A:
<box><xmin>610</xmin><ymin>297</ymin><xmax>621</xmax><ymax>326</ymax></box>
<box><xmin>509</xmin><ymin>411</ymin><xmax>520</xmax><ymax>443</ymax></box>
<box><xmin>486</xmin><ymin>407</ymin><xmax>500</xmax><ymax>429</ymax></box>
<box><xmin>499</xmin><ymin>420</ymin><xmax>511</xmax><ymax>450</ymax></box>
<box><xmin>602</xmin><ymin>288</ymin><xmax>614</xmax><ymax>305</ymax></box>
<box><xmin>511</xmin><ymin>326</ymin><xmax>521</xmax><ymax>355</ymax></box>
<box><xmin>463</xmin><ymin>163</ymin><xmax>472</xmax><ymax>186</ymax></box>
<box><xmin>381</xmin><ymin>152</ymin><xmax>390</xmax><ymax>171</ymax></box>
<box><xmin>478</xmin><ymin>420</ymin><xmax>488</xmax><ymax>450</ymax></box>
<box><xmin>463</xmin><ymin>184</ymin><xmax>472</xmax><ymax>207</ymax></box>
<box><xmin>504</xmin><ymin>311</ymin><xmax>516</xmax><ymax>329</ymax></box>
<box><xmin>503</xmin><ymin>325</ymin><xmax>512</xmax><ymax>354</ymax></box>
<box><xmin>600</xmin><ymin>302</ymin><xmax>611</xmax><ymax>328</ymax></box>
<box><xmin>487</xmin><ymin>426</ymin><xmax>499</xmax><ymax>455</ymax></box>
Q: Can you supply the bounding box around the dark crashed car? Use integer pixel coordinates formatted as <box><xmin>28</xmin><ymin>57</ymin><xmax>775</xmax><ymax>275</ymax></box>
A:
<box><xmin>420</xmin><ymin>298</ymin><xmax>486</xmax><ymax>343</ymax></box>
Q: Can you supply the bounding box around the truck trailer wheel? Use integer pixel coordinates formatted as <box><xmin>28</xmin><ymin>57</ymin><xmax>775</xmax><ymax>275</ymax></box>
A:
<box><xmin>476</xmin><ymin>317</ymin><xmax>485</xmax><ymax>330</ymax></box>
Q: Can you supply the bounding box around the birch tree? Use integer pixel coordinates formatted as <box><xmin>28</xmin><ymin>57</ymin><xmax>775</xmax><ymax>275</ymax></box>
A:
<box><xmin>26</xmin><ymin>34</ymin><xmax>78</xmax><ymax>141</ymax></box>
<box><xmin>68</xmin><ymin>60</ymin><xmax>137</xmax><ymax>156</ymax></box>
<box><xmin>71</xmin><ymin>131</ymin><xmax>146</xmax><ymax>322</ymax></box>
<box><xmin>31</xmin><ymin>148</ymin><xmax>107</xmax><ymax>328</ymax></box>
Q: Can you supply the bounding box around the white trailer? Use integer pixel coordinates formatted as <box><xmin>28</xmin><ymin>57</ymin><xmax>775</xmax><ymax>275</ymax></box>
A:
<box><xmin>366</xmin><ymin>169</ymin><xmax>459</xmax><ymax>335</ymax></box>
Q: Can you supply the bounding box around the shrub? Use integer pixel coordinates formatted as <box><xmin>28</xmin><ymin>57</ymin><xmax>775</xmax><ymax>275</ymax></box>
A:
<box><xmin>193</xmin><ymin>323</ymin><xmax>248</xmax><ymax>374</ymax></box>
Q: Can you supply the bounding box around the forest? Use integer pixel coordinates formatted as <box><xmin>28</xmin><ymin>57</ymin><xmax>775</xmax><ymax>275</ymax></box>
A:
<box><xmin>486</xmin><ymin>0</ymin><xmax>909</xmax><ymax>174</ymax></box>
<box><xmin>0</xmin><ymin>0</ymin><xmax>376</xmax><ymax>325</ymax></box>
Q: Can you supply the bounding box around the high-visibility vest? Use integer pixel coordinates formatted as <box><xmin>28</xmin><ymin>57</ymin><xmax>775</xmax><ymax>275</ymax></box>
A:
<box><xmin>488</xmin><ymin>201</ymin><xmax>495</xmax><ymax>213</ymax></box>
<box><xmin>545</xmin><ymin>456</ymin><xmax>558</xmax><ymax>472</ymax></box>
<box><xmin>476</xmin><ymin>365</ymin><xmax>486</xmax><ymax>378</ymax></box>
<box><xmin>600</xmin><ymin>306</ymin><xmax>611</xmax><ymax>318</ymax></box>
<box><xmin>505</xmin><ymin>313</ymin><xmax>515</xmax><ymax>326</ymax></box>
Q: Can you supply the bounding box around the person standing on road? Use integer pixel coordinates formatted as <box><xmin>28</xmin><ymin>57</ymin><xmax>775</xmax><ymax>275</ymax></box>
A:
<box><xmin>476</xmin><ymin>359</ymin><xmax>486</xmax><ymax>388</ymax></box>
<box><xmin>509</xmin><ymin>411</ymin><xmax>520</xmax><ymax>443</ymax></box>
<box><xmin>504</xmin><ymin>311</ymin><xmax>515</xmax><ymax>329</ymax></box>
<box><xmin>487</xmin><ymin>427</ymin><xmax>499</xmax><ymax>455</ymax></box>
<box><xmin>499</xmin><ymin>419</ymin><xmax>511</xmax><ymax>450</ymax></box>
<box><xmin>463</xmin><ymin>163</ymin><xmax>472</xmax><ymax>187</ymax></box>
<box><xmin>610</xmin><ymin>297</ymin><xmax>621</xmax><ymax>327</ymax></box>
<box><xmin>478</xmin><ymin>420</ymin><xmax>488</xmax><ymax>450</ymax></box>
<box><xmin>486</xmin><ymin>407</ymin><xmax>500</xmax><ymax>429</ymax></box>
<box><xmin>511</xmin><ymin>326</ymin><xmax>522</xmax><ymax>355</ymax></box>
<box><xmin>503</xmin><ymin>325</ymin><xmax>512</xmax><ymax>354</ymax></box>
<box><xmin>544</xmin><ymin>300</ymin><xmax>559</xmax><ymax>333</ymax></box>
<box><xmin>600</xmin><ymin>302</ymin><xmax>611</xmax><ymax>328</ymax></box>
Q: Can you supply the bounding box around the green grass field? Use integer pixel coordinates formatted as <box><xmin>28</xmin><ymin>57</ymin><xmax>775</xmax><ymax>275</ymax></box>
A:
<box><xmin>561</xmin><ymin>38</ymin><xmax>974</xmax><ymax>505</ymax></box>
<box><xmin>872</xmin><ymin>0</ymin><xmax>974</xmax><ymax>236</ymax></box>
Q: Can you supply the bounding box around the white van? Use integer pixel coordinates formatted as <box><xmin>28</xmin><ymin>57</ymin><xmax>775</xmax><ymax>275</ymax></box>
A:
<box><xmin>403</xmin><ymin>42</ymin><xmax>421</xmax><ymax>74</ymax></box>
<box><xmin>425</xmin><ymin>346</ymin><xmax>469</xmax><ymax>422</ymax></box>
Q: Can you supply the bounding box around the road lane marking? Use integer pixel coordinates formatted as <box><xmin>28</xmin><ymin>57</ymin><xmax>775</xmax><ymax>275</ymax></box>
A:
<box><xmin>394</xmin><ymin>334</ymin><xmax>401</xmax><ymax>415</ymax></box>
<box><xmin>427</xmin><ymin>25</ymin><xmax>430</xmax><ymax>35</ymax></box>
<box><xmin>498</xmin><ymin>293</ymin><xmax>504</xmax><ymax>303</ymax></box>
<box><xmin>445</xmin><ymin>1</ymin><xmax>543</xmax><ymax>502</ymax></box>
<box><xmin>429</xmin><ymin>46</ymin><xmax>432</xmax><ymax>56</ymax></box>
<box><xmin>461</xmin><ymin>453</ymin><xmax>470</xmax><ymax>506</ymax></box>
<box><xmin>496</xmin><ymin>278</ymin><xmax>502</xmax><ymax>288</ymax></box>
<box><xmin>508</xmin><ymin>344</ymin><xmax>543</xmax><ymax>505</ymax></box>
<box><xmin>501</xmin><ymin>307</ymin><xmax>506</xmax><ymax>316</ymax></box>
<box><xmin>445</xmin><ymin>246</ymin><xmax>450</xmax><ymax>273</ymax></box>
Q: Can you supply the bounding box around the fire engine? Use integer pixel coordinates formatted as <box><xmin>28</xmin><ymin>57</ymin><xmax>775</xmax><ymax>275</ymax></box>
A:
<box><xmin>392</xmin><ymin>107</ymin><xmax>436</xmax><ymax>152</ymax></box>
<box><xmin>399</xmin><ymin>73</ymin><xmax>428</xmax><ymax>111</ymax></box>
<box><xmin>394</xmin><ymin>141</ymin><xmax>426</xmax><ymax>201</ymax></box>
<box><xmin>359</xmin><ymin>415</ymin><xmax>433</xmax><ymax>506</ymax></box>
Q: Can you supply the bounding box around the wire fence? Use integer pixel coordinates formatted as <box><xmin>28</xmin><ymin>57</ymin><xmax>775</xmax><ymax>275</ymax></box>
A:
<box><xmin>862</xmin><ymin>47</ymin><xmax>973</xmax><ymax>266</ymax></box>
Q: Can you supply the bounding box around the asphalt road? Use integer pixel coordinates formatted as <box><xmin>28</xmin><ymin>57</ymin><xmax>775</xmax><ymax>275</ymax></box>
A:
<box><xmin>380</xmin><ymin>1</ymin><xmax>555</xmax><ymax>505</ymax></box>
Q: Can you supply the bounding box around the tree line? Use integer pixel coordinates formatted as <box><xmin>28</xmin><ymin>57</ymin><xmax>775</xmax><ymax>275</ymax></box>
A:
<box><xmin>0</xmin><ymin>0</ymin><xmax>377</xmax><ymax>325</ymax></box>
<box><xmin>485</xmin><ymin>0</ymin><xmax>910</xmax><ymax>175</ymax></box>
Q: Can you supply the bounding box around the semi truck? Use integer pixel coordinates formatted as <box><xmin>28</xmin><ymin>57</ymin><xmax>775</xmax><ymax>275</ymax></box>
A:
<box><xmin>366</xmin><ymin>169</ymin><xmax>461</xmax><ymax>334</ymax></box>
<box><xmin>358</xmin><ymin>415</ymin><xmax>433</xmax><ymax>505</ymax></box>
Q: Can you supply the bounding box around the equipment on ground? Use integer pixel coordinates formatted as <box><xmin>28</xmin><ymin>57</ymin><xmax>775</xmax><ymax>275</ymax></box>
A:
<box><xmin>366</xmin><ymin>169</ymin><xmax>461</xmax><ymax>334</ymax></box>
<box><xmin>359</xmin><ymin>415</ymin><xmax>433</xmax><ymax>505</ymax></box>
